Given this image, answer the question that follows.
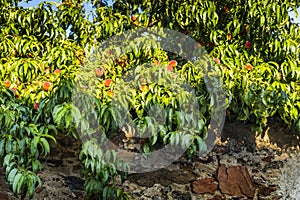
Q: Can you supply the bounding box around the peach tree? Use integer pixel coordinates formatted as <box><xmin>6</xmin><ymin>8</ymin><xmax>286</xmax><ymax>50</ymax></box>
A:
<box><xmin>0</xmin><ymin>0</ymin><xmax>300</xmax><ymax>199</ymax></box>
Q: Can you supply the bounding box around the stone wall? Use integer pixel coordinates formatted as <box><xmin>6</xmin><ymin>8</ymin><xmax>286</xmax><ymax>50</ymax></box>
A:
<box><xmin>0</xmin><ymin>120</ymin><xmax>299</xmax><ymax>200</ymax></box>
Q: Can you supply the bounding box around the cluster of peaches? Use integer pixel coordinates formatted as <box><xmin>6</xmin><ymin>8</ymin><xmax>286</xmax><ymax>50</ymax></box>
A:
<box><xmin>94</xmin><ymin>59</ymin><xmax>178</xmax><ymax>98</ymax></box>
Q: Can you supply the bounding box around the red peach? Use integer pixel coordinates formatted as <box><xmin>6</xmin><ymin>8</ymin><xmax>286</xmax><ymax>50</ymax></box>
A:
<box><xmin>104</xmin><ymin>79</ymin><xmax>112</xmax><ymax>87</ymax></box>
<box><xmin>54</xmin><ymin>69</ymin><xmax>61</xmax><ymax>74</ymax></box>
<box><xmin>131</xmin><ymin>15</ymin><xmax>136</xmax><ymax>21</ymax></box>
<box><xmin>107</xmin><ymin>90</ymin><xmax>113</xmax><ymax>97</ymax></box>
<box><xmin>140</xmin><ymin>85</ymin><xmax>149</xmax><ymax>92</ymax></box>
<box><xmin>96</xmin><ymin>68</ymin><xmax>104</xmax><ymax>77</ymax></box>
<box><xmin>245</xmin><ymin>64</ymin><xmax>253</xmax><ymax>70</ymax></box>
<box><xmin>34</xmin><ymin>103</ymin><xmax>39</xmax><ymax>110</ymax></box>
<box><xmin>4</xmin><ymin>80</ymin><xmax>10</xmax><ymax>88</ymax></box>
<box><xmin>245</xmin><ymin>41</ymin><xmax>252</xmax><ymax>49</ymax></box>
<box><xmin>43</xmin><ymin>82</ymin><xmax>51</xmax><ymax>91</ymax></box>
<box><xmin>166</xmin><ymin>65</ymin><xmax>173</xmax><ymax>72</ymax></box>
<box><xmin>214</xmin><ymin>58</ymin><xmax>220</xmax><ymax>64</ymax></box>
<box><xmin>169</xmin><ymin>60</ymin><xmax>178</xmax><ymax>67</ymax></box>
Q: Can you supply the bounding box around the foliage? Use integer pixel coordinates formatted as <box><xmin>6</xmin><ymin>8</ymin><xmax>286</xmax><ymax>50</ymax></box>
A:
<box><xmin>0</xmin><ymin>0</ymin><xmax>299</xmax><ymax>199</ymax></box>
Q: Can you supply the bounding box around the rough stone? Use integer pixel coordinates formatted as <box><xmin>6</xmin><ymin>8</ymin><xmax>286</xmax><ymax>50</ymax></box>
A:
<box><xmin>208</xmin><ymin>194</ymin><xmax>226</xmax><ymax>200</ymax></box>
<box><xmin>192</xmin><ymin>178</ymin><xmax>218</xmax><ymax>194</ymax></box>
<box><xmin>258</xmin><ymin>186</ymin><xmax>277</xmax><ymax>196</ymax></box>
<box><xmin>128</xmin><ymin>168</ymin><xmax>196</xmax><ymax>187</ymax></box>
<box><xmin>171</xmin><ymin>190</ymin><xmax>191</xmax><ymax>200</ymax></box>
<box><xmin>193</xmin><ymin>161</ymin><xmax>218</xmax><ymax>177</ymax></box>
<box><xmin>217</xmin><ymin>164</ymin><xmax>255</xmax><ymax>198</ymax></box>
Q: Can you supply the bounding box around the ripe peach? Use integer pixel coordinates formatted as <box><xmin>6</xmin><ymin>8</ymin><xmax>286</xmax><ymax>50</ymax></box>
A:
<box><xmin>96</xmin><ymin>68</ymin><xmax>104</xmax><ymax>77</ymax></box>
<box><xmin>245</xmin><ymin>41</ymin><xmax>252</xmax><ymax>49</ymax></box>
<box><xmin>214</xmin><ymin>58</ymin><xmax>220</xmax><ymax>64</ymax></box>
<box><xmin>43</xmin><ymin>82</ymin><xmax>51</xmax><ymax>91</ymax></box>
<box><xmin>169</xmin><ymin>60</ymin><xmax>178</xmax><ymax>67</ymax></box>
<box><xmin>34</xmin><ymin>103</ymin><xmax>39</xmax><ymax>110</ymax></box>
<box><xmin>166</xmin><ymin>65</ymin><xmax>173</xmax><ymax>72</ymax></box>
<box><xmin>104</xmin><ymin>79</ymin><xmax>112</xmax><ymax>87</ymax></box>
<box><xmin>245</xmin><ymin>64</ymin><xmax>253</xmax><ymax>70</ymax></box>
<box><xmin>4</xmin><ymin>80</ymin><xmax>10</xmax><ymax>88</ymax></box>
<box><xmin>131</xmin><ymin>15</ymin><xmax>136</xmax><ymax>21</ymax></box>
<box><xmin>140</xmin><ymin>85</ymin><xmax>149</xmax><ymax>92</ymax></box>
<box><xmin>107</xmin><ymin>90</ymin><xmax>113</xmax><ymax>97</ymax></box>
<box><xmin>54</xmin><ymin>69</ymin><xmax>61</xmax><ymax>74</ymax></box>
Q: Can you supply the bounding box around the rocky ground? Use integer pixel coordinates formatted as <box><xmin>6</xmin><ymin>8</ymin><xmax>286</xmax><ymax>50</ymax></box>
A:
<box><xmin>1</xmin><ymin>119</ymin><xmax>300</xmax><ymax>200</ymax></box>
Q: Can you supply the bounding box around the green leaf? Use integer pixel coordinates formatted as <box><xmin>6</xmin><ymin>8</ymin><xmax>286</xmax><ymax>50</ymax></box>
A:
<box><xmin>27</xmin><ymin>175</ymin><xmax>36</xmax><ymax>198</ymax></box>
<box><xmin>12</xmin><ymin>173</ymin><xmax>22</xmax><ymax>193</ymax></box>
<box><xmin>31</xmin><ymin>136</ymin><xmax>40</xmax><ymax>157</ymax></box>
<box><xmin>7</xmin><ymin>168</ymin><xmax>18</xmax><ymax>185</ymax></box>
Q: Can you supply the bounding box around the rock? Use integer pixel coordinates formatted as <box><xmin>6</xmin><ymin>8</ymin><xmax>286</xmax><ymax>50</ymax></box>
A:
<box><xmin>63</xmin><ymin>176</ymin><xmax>85</xmax><ymax>191</ymax></box>
<box><xmin>219</xmin><ymin>154</ymin><xmax>238</xmax><ymax>165</ymax></box>
<box><xmin>142</xmin><ymin>184</ymin><xmax>163</xmax><ymax>197</ymax></box>
<box><xmin>192</xmin><ymin>178</ymin><xmax>218</xmax><ymax>194</ymax></box>
<box><xmin>193</xmin><ymin>161</ymin><xmax>218</xmax><ymax>177</ymax></box>
<box><xmin>208</xmin><ymin>194</ymin><xmax>226</xmax><ymax>200</ymax></box>
<box><xmin>128</xmin><ymin>168</ymin><xmax>196</xmax><ymax>187</ymax></box>
<box><xmin>163</xmin><ymin>185</ymin><xmax>171</xmax><ymax>193</ymax></box>
<box><xmin>170</xmin><ymin>169</ymin><xmax>197</xmax><ymax>184</ymax></box>
<box><xmin>217</xmin><ymin>164</ymin><xmax>255</xmax><ymax>198</ymax></box>
<box><xmin>171</xmin><ymin>190</ymin><xmax>191</xmax><ymax>200</ymax></box>
<box><xmin>258</xmin><ymin>186</ymin><xmax>277</xmax><ymax>196</ymax></box>
<box><xmin>47</xmin><ymin>159</ymin><xmax>63</xmax><ymax>167</ymax></box>
<box><xmin>152</xmin><ymin>195</ymin><xmax>162</xmax><ymax>200</ymax></box>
